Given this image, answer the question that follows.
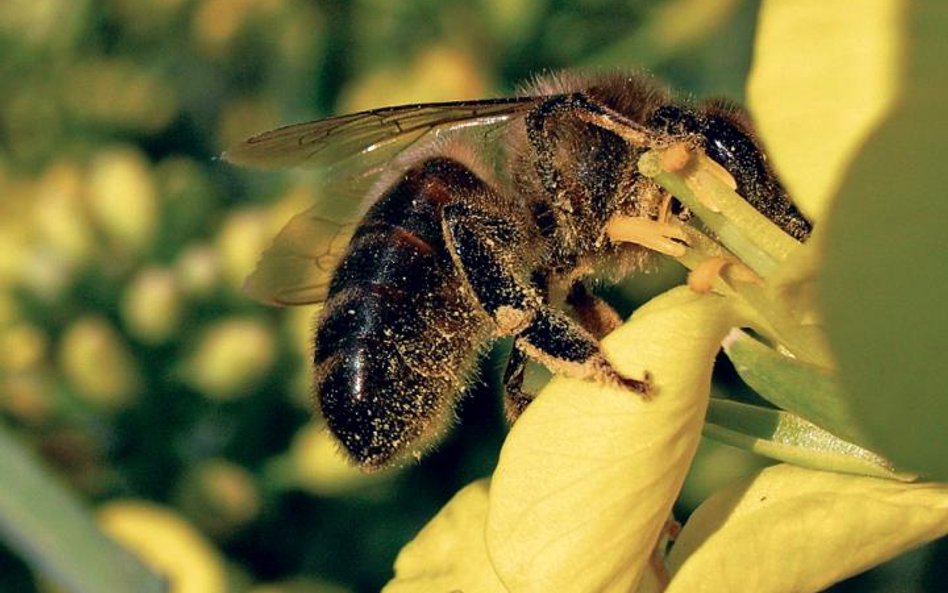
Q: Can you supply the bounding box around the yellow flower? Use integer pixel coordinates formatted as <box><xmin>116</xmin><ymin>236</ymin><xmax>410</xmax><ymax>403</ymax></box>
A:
<box><xmin>180</xmin><ymin>316</ymin><xmax>276</xmax><ymax>399</ymax></box>
<box><xmin>97</xmin><ymin>500</ymin><xmax>227</xmax><ymax>593</ymax></box>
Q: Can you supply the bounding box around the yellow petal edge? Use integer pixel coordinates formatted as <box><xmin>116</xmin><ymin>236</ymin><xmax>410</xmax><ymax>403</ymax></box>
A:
<box><xmin>383</xmin><ymin>479</ymin><xmax>507</xmax><ymax>593</ymax></box>
<box><xmin>667</xmin><ymin>464</ymin><xmax>948</xmax><ymax>593</ymax></box>
<box><xmin>747</xmin><ymin>0</ymin><xmax>903</xmax><ymax>223</ymax></box>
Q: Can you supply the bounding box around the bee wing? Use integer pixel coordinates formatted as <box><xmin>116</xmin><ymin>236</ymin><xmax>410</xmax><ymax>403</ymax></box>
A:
<box><xmin>244</xmin><ymin>205</ymin><xmax>357</xmax><ymax>306</ymax></box>
<box><xmin>232</xmin><ymin>96</ymin><xmax>543</xmax><ymax>307</ymax></box>
<box><xmin>222</xmin><ymin>96</ymin><xmax>540</xmax><ymax>170</ymax></box>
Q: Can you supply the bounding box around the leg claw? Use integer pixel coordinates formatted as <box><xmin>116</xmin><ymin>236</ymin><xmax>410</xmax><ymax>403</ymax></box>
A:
<box><xmin>618</xmin><ymin>370</ymin><xmax>655</xmax><ymax>400</ymax></box>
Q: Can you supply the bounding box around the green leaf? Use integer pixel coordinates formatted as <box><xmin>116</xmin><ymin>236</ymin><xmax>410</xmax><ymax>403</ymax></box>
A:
<box><xmin>818</xmin><ymin>3</ymin><xmax>948</xmax><ymax>480</ymax></box>
<box><xmin>704</xmin><ymin>399</ymin><xmax>904</xmax><ymax>480</ymax></box>
<box><xmin>666</xmin><ymin>464</ymin><xmax>948</xmax><ymax>593</ymax></box>
<box><xmin>486</xmin><ymin>287</ymin><xmax>742</xmax><ymax>593</ymax></box>
<box><xmin>722</xmin><ymin>329</ymin><xmax>866</xmax><ymax>447</ymax></box>
<box><xmin>0</xmin><ymin>420</ymin><xmax>165</xmax><ymax>593</ymax></box>
<box><xmin>383</xmin><ymin>479</ymin><xmax>506</xmax><ymax>593</ymax></box>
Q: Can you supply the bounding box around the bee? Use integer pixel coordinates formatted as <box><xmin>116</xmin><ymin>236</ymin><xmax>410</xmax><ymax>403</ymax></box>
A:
<box><xmin>225</xmin><ymin>71</ymin><xmax>811</xmax><ymax>470</ymax></box>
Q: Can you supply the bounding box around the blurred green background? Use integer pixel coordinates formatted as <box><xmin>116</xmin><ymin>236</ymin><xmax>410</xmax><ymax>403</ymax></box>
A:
<box><xmin>0</xmin><ymin>0</ymin><xmax>943</xmax><ymax>591</ymax></box>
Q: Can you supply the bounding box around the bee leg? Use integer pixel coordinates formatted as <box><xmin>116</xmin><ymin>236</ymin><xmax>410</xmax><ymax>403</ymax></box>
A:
<box><xmin>501</xmin><ymin>342</ymin><xmax>534</xmax><ymax>422</ymax></box>
<box><xmin>442</xmin><ymin>202</ymin><xmax>541</xmax><ymax>332</ymax></box>
<box><xmin>516</xmin><ymin>307</ymin><xmax>652</xmax><ymax>397</ymax></box>
<box><xmin>566</xmin><ymin>283</ymin><xmax>622</xmax><ymax>339</ymax></box>
<box><xmin>443</xmin><ymin>204</ymin><xmax>652</xmax><ymax>399</ymax></box>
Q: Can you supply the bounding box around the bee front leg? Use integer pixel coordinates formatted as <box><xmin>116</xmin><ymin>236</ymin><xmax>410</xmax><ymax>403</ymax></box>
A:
<box><xmin>443</xmin><ymin>204</ymin><xmax>653</xmax><ymax>408</ymax></box>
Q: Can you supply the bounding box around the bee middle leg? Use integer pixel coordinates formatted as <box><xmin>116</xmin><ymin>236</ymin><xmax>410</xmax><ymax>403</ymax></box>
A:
<box><xmin>501</xmin><ymin>343</ymin><xmax>534</xmax><ymax>421</ymax></box>
<box><xmin>443</xmin><ymin>203</ymin><xmax>651</xmax><ymax>421</ymax></box>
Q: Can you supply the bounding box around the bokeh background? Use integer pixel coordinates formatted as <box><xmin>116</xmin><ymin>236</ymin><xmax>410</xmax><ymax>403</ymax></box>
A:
<box><xmin>0</xmin><ymin>0</ymin><xmax>944</xmax><ymax>591</ymax></box>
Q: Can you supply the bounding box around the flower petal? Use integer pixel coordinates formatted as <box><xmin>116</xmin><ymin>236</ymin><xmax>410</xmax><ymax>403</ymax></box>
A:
<box><xmin>486</xmin><ymin>287</ymin><xmax>742</xmax><ymax>593</ymax></box>
<box><xmin>383</xmin><ymin>479</ymin><xmax>507</xmax><ymax>593</ymax></box>
<box><xmin>747</xmin><ymin>0</ymin><xmax>903</xmax><ymax>221</ymax></box>
<box><xmin>667</xmin><ymin>464</ymin><xmax>948</xmax><ymax>593</ymax></box>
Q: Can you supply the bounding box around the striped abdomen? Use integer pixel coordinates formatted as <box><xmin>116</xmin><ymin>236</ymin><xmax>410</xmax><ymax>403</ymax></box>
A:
<box><xmin>314</xmin><ymin>158</ymin><xmax>493</xmax><ymax>469</ymax></box>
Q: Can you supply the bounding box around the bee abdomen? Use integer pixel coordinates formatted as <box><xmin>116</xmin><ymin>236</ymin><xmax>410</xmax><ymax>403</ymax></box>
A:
<box><xmin>314</xmin><ymin>158</ymin><xmax>493</xmax><ymax>468</ymax></box>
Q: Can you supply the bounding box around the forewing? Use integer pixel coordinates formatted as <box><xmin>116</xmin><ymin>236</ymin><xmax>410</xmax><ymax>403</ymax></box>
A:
<box><xmin>244</xmin><ymin>204</ymin><xmax>356</xmax><ymax>306</ymax></box>
<box><xmin>234</xmin><ymin>96</ymin><xmax>544</xmax><ymax>307</ymax></box>
<box><xmin>222</xmin><ymin>96</ymin><xmax>540</xmax><ymax>171</ymax></box>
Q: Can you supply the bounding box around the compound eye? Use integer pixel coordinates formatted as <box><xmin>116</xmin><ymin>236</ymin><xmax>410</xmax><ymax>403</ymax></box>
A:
<box><xmin>700</xmin><ymin>115</ymin><xmax>764</xmax><ymax>174</ymax></box>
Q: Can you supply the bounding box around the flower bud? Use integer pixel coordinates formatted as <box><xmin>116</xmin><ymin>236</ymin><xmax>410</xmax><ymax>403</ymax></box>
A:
<box><xmin>58</xmin><ymin>316</ymin><xmax>141</xmax><ymax>410</ymax></box>
<box><xmin>121</xmin><ymin>266</ymin><xmax>183</xmax><ymax>344</ymax></box>
<box><xmin>181</xmin><ymin>317</ymin><xmax>276</xmax><ymax>400</ymax></box>
<box><xmin>176</xmin><ymin>459</ymin><xmax>261</xmax><ymax>539</ymax></box>
<box><xmin>86</xmin><ymin>147</ymin><xmax>158</xmax><ymax>258</ymax></box>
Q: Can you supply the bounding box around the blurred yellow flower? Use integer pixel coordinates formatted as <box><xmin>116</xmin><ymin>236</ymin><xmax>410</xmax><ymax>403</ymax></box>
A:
<box><xmin>62</xmin><ymin>59</ymin><xmax>179</xmax><ymax>133</ymax></box>
<box><xmin>176</xmin><ymin>459</ymin><xmax>262</xmax><ymax>538</ymax></box>
<box><xmin>216</xmin><ymin>208</ymin><xmax>275</xmax><ymax>292</ymax></box>
<box><xmin>287</xmin><ymin>421</ymin><xmax>385</xmax><ymax>496</ymax></box>
<box><xmin>32</xmin><ymin>161</ymin><xmax>96</xmax><ymax>266</ymax></box>
<box><xmin>338</xmin><ymin>44</ymin><xmax>489</xmax><ymax>113</ymax></box>
<box><xmin>0</xmin><ymin>373</ymin><xmax>55</xmax><ymax>426</ymax></box>
<box><xmin>174</xmin><ymin>244</ymin><xmax>223</xmax><ymax>299</ymax></box>
<box><xmin>0</xmin><ymin>322</ymin><xmax>48</xmax><ymax>373</ymax></box>
<box><xmin>121</xmin><ymin>267</ymin><xmax>184</xmax><ymax>345</ymax></box>
<box><xmin>58</xmin><ymin>316</ymin><xmax>142</xmax><ymax>410</ymax></box>
<box><xmin>86</xmin><ymin>147</ymin><xmax>159</xmax><ymax>258</ymax></box>
<box><xmin>97</xmin><ymin>500</ymin><xmax>228</xmax><ymax>593</ymax></box>
<box><xmin>180</xmin><ymin>316</ymin><xmax>276</xmax><ymax>399</ymax></box>
<box><xmin>192</xmin><ymin>0</ymin><xmax>284</xmax><ymax>57</ymax></box>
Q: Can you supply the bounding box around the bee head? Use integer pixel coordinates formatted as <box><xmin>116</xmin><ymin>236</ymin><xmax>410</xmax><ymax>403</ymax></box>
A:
<box><xmin>648</xmin><ymin>101</ymin><xmax>812</xmax><ymax>241</ymax></box>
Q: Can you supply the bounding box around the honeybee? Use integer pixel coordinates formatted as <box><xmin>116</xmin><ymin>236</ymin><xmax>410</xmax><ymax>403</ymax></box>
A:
<box><xmin>226</xmin><ymin>71</ymin><xmax>811</xmax><ymax>470</ymax></box>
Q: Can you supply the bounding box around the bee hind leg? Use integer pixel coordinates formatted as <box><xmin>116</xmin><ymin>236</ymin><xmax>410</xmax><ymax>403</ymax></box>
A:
<box><xmin>501</xmin><ymin>309</ymin><xmax>653</xmax><ymax>424</ymax></box>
